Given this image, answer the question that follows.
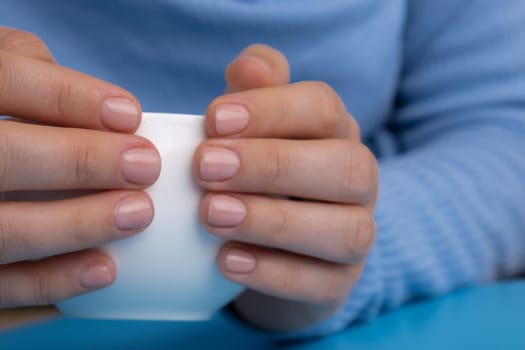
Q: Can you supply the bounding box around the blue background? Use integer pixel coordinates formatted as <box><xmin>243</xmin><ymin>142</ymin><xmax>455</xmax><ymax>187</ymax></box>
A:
<box><xmin>2</xmin><ymin>281</ymin><xmax>524</xmax><ymax>349</ymax></box>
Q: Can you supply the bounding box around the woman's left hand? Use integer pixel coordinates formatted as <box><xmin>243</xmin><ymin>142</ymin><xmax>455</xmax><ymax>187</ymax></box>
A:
<box><xmin>194</xmin><ymin>45</ymin><xmax>378</xmax><ymax>332</ymax></box>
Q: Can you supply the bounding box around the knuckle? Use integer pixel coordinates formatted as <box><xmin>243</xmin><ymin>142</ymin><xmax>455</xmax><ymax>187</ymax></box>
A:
<box><xmin>0</xmin><ymin>122</ymin><xmax>23</xmax><ymax>191</ymax></box>
<box><xmin>71</xmin><ymin>142</ymin><xmax>97</xmax><ymax>186</ymax></box>
<box><xmin>262</xmin><ymin>145</ymin><xmax>291</xmax><ymax>185</ymax></box>
<box><xmin>55</xmin><ymin>79</ymin><xmax>73</xmax><ymax>120</ymax></box>
<box><xmin>340</xmin><ymin>143</ymin><xmax>377</xmax><ymax>203</ymax></box>
<box><xmin>32</xmin><ymin>270</ymin><xmax>55</xmax><ymax>305</ymax></box>
<box><xmin>267</xmin><ymin>205</ymin><xmax>291</xmax><ymax>247</ymax></box>
<box><xmin>273</xmin><ymin>88</ymin><xmax>291</xmax><ymax>122</ymax></box>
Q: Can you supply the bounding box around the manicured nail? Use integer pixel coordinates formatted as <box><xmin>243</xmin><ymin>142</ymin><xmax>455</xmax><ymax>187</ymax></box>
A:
<box><xmin>241</xmin><ymin>54</ymin><xmax>271</xmax><ymax>74</ymax></box>
<box><xmin>79</xmin><ymin>264</ymin><xmax>114</xmax><ymax>290</ymax></box>
<box><xmin>121</xmin><ymin>148</ymin><xmax>161</xmax><ymax>185</ymax></box>
<box><xmin>100</xmin><ymin>98</ymin><xmax>140</xmax><ymax>131</ymax></box>
<box><xmin>114</xmin><ymin>197</ymin><xmax>154</xmax><ymax>231</ymax></box>
<box><xmin>200</xmin><ymin>148</ymin><xmax>240</xmax><ymax>181</ymax></box>
<box><xmin>215</xmin><ymin>104</ymin><xmax>250</xmax><ymax>135</ymax></box>
<box><xmin>208</xmin><ymin>195</ymin><xmax>246</xmax><ymax>227</ymax></box>
<box><xmin>225</xmin><ymin>249</ymin><xmax>256</xmax><ymax>274</ymax></box>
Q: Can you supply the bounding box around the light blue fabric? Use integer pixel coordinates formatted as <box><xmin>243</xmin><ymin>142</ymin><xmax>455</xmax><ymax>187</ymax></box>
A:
<box><xmin>2</xmin><ymin>0</ymin><xmax>525</xmax><ymax>337</ymax></box>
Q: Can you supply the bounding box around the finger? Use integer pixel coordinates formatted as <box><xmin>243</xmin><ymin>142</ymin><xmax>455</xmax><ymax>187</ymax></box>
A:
<box><xmin>0</xmin><ymin>26</ymin><xmax>55</xmax><ymax>63</ymax></box>
<box><xmin>225</xmin><ymin>44</ymin><xmax>290</xmax><ymax>93</ymax></box>
<box><xmin>0</xmin><ymin>121</ymin><xmax>160</xmax><ymax>191</ymax></box>
<box><xmin>0</xmin><ymin>250</ymin><xmax>115</xmax><ymax>308</ymax></box>
<box><xmin>202</xmin><ymin>194</ymin><xmax>374</xmax><ymax>264</ymax></box>
<box><xmin>194</xmin><ymin>139</ymin><xmax>378</xmax><ymax>205</ymax></box>
<box><xmin>0</xmin><ymin>51</ymin><xmax>141</xmax><ymax>132</ymax></box>
<box><xmin>0</xmin><ymin>190</ymin><xmax>153</xmax><ymax>264</ymax></box>
<box><xmin>206</xmin><ymin>81</ymin><xmax>358</xmax><ymax>139</ymax></box>
<box><xmin>217</xmin><ymin>242</ymin><xmax>359</xmax><ymax>305</ymax></box>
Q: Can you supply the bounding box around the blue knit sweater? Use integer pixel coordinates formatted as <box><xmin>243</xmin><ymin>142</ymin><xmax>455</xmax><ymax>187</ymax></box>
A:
<box><xmin>3</xmin><ymin>0</ymin><xmax>525</xmax><ymax>337</ymax></box>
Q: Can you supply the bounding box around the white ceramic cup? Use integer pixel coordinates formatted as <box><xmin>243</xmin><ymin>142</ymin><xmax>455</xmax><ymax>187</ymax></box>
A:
<box><xmin>52</xmin><ymin>113</ymin><xmax>243</xmax><ymax>320</ymax></box>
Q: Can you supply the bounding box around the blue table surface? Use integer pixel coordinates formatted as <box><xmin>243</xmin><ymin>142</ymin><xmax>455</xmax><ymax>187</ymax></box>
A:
<box><xmin>1</xmin><ymin>280</ymin><xmax>524</xmax><ymax>350</ymax></box>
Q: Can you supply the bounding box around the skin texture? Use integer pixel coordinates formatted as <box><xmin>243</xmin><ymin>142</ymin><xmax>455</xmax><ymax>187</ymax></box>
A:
<box><xmin>0</xmin><ymin>27</ymin><xmax>160</xmax><ymax>307</ymax></box>
<box><xmin>0</xmin><ymin>27</ymin><xmax>378</xmax><ymax>333</ymax></box>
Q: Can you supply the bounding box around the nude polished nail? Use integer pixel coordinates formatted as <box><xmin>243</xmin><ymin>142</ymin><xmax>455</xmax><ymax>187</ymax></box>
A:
<box><xmin>208</xmin><ymin>195</ymin><xmax>246</xmax><ymax>227</ymax></box>
<box><xmin>100</xmin><ymin>98</ymin><xmax>140</xmax><ymax>131</ymax></box>
<box><xmin>225</xmin><ymin>249</ymin><xmax>256</xmax><ymax>274</ymax></box>
<box><xmin>79</xmin><ymin>264</ymin><xmax>114</xmax><ymax>290</ymax></box>
<box><xmin>114</xmin><ymin>196</ymin><xmax>154</xmax><ymax>231</ymax></box>
<box><xmin>215</xmin><ymin>104</ymin><xmax>250</xmax><ymax>135</ymax></box>
<box><xmin>121</xmin><ymin>148</ymin><xmax>161</xmax><ymax>185</ymax></box>
<box><xmin>200</xmin><ymin>148</ymin><xmax>240</xmax><ymax>181</ymax></box>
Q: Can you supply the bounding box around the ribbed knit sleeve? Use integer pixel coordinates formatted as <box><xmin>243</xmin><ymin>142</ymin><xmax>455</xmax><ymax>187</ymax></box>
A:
<box><xmin>297</xmin><ymin>0</ymin><xmax>525</xmax><ymax>337</ymax></box>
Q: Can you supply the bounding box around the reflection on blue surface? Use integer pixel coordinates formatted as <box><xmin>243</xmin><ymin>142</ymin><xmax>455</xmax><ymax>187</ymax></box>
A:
<box><xmin>287</xmin><ymin>281</ymin><xmax>525</xmax><ymax>350</ymax></box>
<box><xmin>1</xmin><ymin>281</ymin><xmax>524</xmax><ymax>349</ymax></box>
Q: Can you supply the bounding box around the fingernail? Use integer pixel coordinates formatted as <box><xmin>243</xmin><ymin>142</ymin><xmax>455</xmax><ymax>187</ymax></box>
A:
<box><xmin>200</xmin><ymin>148</ymin><xmax>240</xmax><ymax>181</ymax></box>
<box><xmin>215</xmin><ymin>104</ymin><xmax>250</xmax><ymax>135</ymax></box>
<box><xmin>79</xmin><ymin>264</ymin><xmax>114</xmax><ymax>290</ymax></box>
<box><xmin>121</xmin><ymin>148</ymin><xmax>161</xmax><ymax>185</ymax></box>
<box><xmin>101</xmin><ymin>98</ymin><xmax>140</xmax><ymax>131</ymax></box>
<box><xmin>241</xmin><ymin>54</ymin><xmax>271</xmax><ymax>74</ymax></box>
<box><xmin>208</xmin><ymin>195</ymin><xmax>246</xmax><ymax>227</ymax></box>
<box><xmin>114</xmin><ymin>197</ymin><xmax>154</xmax><ymax>231</ymax></box>
<box><xmin>225</xmin><ymin>249</ymin><xmax>256</xmax><ymax>274</ymax></box>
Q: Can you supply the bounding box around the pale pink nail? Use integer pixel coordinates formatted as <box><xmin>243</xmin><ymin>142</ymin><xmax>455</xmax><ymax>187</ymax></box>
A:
<box><xmin>100</xmin><ymin>98</ymin><xmax>140</xmax><ymax>131</ymax></box>
<box><xmin>200</xmin><ymin>148</ymin><xmax>240</xmax><ymax>181</ymax></box>
<box><xmin>121</xmin><ymin>148</ymin><xmax>161</xmax><ymax>185</ymax></box>
<box><xmin>240</xmin><ymin>55</ymin><xmax>272</xmax><ymax>75</ymax></box>
<box><xmin>114</xmin><ymin>197</ymin><xmax>154</xmax><ymax>231</ymax></box>
<box><xmin>208</xmin><ymin>195</ymin><xmax>246</xmax><ymax>227</ymax></box>
<box><xmin>225</xmin><ymin>249</ymin><xmax>256</xmax><ymax>274</ymax></box>
<box><xmin>215</xmin><ymin>104</ymin><xmax>250</xmax><ymax>135</ymax></box>
<box><xmin>79</xmin><ymin>264</ymin><xmax>114</xmax><ymax>290</ymax></box>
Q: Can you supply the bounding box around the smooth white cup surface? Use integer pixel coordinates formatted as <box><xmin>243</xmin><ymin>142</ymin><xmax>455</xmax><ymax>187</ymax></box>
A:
<box><xmin>51</xmin><ymin>113</ymin><xmax>243</xmax><ymax>320</ymax></box>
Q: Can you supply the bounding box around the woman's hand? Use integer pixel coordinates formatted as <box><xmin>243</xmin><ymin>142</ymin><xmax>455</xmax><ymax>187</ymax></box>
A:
<box><xmin>0</xmin><ymin>27</ymin><xmax>160</xmax><ymax>307</ymax></box>
<box><xmin>195</xmin><ymin>45</ymin><xmax>378</xmax><ymax>331</ymax></box>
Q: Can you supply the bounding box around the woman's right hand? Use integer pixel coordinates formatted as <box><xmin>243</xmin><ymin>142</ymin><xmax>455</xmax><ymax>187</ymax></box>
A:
<box><xmin>0</xmin><ymin>27</ymin><xmax>160</xmax><ymax>308</ymax></box>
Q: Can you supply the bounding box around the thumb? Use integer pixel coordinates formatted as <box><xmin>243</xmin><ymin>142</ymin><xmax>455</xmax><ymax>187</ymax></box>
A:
<box><xmin>225</xmin><ymin>44</ymin><xmax>290</xmax><ymax>92</ymax></box>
